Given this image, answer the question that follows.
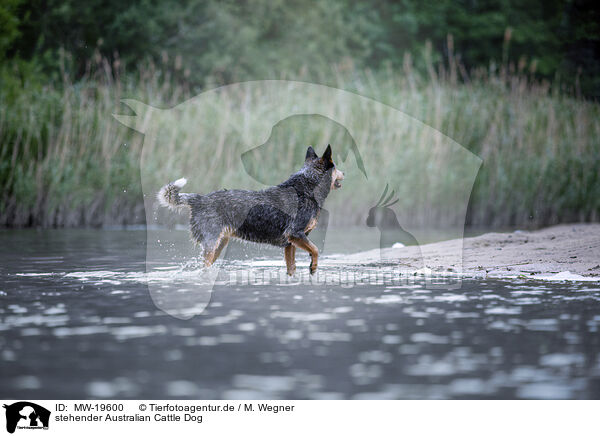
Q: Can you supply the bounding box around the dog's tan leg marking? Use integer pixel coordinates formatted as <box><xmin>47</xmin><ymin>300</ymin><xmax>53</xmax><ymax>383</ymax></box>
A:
<box><xmin>284</xmin><ymin>244</ymin><xmax>296</xmax><ymax>276</ymax></box>
<box><xmin>204</xmin><ymin>235</ymin><xmax>230</xmax><ymax>267</ymax></box>
<box><xmin>289</xmin><ymin>236</ymin><xmax>318</xmax><ymax>275</ymax></box>
<box><xmin>213</xmin><ymin>236</ymin><xmax>229</xmax><ymax>261</ymax></box>
<box><xmin>204</xmin><ymin>248</ymin><xmax>217</xmax><ymax>267</ymax></box>
<box><xmin>304</xmin><ymin>217</ymin><xmax>318</xmax><ymax>235</ymax></box>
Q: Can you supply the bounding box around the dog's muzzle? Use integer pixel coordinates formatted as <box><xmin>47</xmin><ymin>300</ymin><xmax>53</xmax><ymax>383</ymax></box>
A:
<box><xmin>333</xmin><ymin>169</ymin><xmax>344</xmax><ymax>189</ymax></box>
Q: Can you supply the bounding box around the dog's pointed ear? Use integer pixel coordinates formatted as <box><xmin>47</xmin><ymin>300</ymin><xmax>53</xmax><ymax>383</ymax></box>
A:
<box><xmin>305</xmin><ymin>146</ymin><xmax>318</xmax><ymax>161</ymax></box>
<box><xmin>322</xmin><ymin>144</ymin><xmax>332</xmax><ymax>162</ymax></box>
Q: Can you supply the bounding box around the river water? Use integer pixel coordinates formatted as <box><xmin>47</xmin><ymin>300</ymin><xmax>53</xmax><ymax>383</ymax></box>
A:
<box><xmin>1</xmin><ymin>229</ymin><xmax>599</xmax><ymax>399</ymax></box>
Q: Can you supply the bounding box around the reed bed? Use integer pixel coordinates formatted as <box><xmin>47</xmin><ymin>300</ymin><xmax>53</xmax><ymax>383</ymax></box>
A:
<box><xmin>1</xmin><ymin>54</ymin><xmax>598</xmax><ymax>228</ymax></box>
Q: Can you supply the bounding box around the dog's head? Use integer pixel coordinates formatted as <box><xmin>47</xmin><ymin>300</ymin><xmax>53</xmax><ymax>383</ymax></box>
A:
<box><xmin>304</xmin><ymin>144</ymin><xmax>344</xmax><ymax>191</ymax></box>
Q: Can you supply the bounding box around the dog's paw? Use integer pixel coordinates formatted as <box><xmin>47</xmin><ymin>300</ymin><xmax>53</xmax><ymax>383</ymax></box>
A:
<box><xmin>309</xmin><ymin>262</ymin><xmax>317</xmax><ymax>275</ymax></box>
<box><xmin>287</xmin><ymin>267</ymin><xmax>296</xmax><ymax>276</ymax></box>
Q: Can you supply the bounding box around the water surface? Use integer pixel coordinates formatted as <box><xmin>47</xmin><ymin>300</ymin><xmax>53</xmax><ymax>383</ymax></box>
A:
<box><xmin>1</xmin><ymin>229</ymin><xmax>599</xmax><ymax>399</ymax></box>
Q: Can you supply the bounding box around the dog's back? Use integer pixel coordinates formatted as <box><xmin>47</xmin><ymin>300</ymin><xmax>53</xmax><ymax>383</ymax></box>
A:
<box><xmin>188</xmin><ymin>188</ymin><xmax>297</xmax><ymax>247</ymax></box>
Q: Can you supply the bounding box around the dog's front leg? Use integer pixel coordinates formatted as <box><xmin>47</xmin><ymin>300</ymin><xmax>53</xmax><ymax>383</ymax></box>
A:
<box><xmin>289</xmin><ymin>235</ymin><xmax>318</xmax><ymax>275</ymax></box>
<box><xmin>284</xmin><ymin>244</ymin><xmax>296</xmax><ymax>276</ymax></box>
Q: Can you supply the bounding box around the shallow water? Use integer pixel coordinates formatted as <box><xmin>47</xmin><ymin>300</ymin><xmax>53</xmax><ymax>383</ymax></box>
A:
<box><xmin>1</xmin><ymin>229</ymin><xmax>599</xmax><ymax>399</ymax></box>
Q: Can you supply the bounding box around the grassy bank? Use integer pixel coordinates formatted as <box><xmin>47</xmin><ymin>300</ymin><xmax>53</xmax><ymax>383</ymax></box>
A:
<box><xmin>1</xmin><ymin>56</ymin><xmax>599</xmax><ymax>228</ymax></box>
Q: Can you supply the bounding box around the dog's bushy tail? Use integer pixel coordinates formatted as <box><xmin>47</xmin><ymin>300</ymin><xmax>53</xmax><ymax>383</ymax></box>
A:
<box><xmin>157</xmin><ymin>178</ymin><xmax>190</xmax><ymax>210</ymax></box>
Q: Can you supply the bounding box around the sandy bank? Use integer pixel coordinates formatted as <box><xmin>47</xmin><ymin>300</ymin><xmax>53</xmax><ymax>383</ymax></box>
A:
<box><xmin>326</xmin><ymin>224</ymin><xmax>600</xmax><ymax>280</ymax></box>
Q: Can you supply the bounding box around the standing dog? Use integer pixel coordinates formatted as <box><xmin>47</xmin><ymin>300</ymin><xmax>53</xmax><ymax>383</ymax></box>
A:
<box><xmin>158</xmin><ymin>145</ymin><xmax>344</xmax><ymax>275</ymax></box>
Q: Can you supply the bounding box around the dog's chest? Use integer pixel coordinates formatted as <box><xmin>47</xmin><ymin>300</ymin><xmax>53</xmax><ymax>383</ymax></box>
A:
<box><xmin>304</xmin><ymin>216</ymin><xmax>319</xmax><ymax>233</ymax></box>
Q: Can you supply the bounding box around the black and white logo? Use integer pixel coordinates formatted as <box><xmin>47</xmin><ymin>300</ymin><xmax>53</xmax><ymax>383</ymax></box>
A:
<box><xmin>3</xmin><ymin>402</ymin><xmax>50</xmax><ymax>434</ymax></box>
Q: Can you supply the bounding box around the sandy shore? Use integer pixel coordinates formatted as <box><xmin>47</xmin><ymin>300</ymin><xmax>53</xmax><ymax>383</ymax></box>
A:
<box><xmin>328</xmin><ymin>224</ymin><xmax>600</xmax><ymax>280</ymax></box>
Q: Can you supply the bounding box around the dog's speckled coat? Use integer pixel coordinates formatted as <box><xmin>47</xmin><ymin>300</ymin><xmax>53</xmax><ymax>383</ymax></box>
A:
<box><xmin>158</xmin><ymin>145</ymin><xmax>344</xmax><ymax>275</ymax></box>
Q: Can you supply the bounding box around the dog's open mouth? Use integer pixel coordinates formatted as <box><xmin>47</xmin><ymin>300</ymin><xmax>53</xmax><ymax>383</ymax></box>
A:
<box><xmin>334</xmin><ymin>180</ymin><xmax>342</xmax><ymax>189</ymax></box>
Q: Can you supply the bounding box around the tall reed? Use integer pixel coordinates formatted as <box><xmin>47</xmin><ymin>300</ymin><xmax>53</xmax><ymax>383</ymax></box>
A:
<box><xmin>1</xmin><ymin>52</ymin><xmax>598</xmax><ymax>228</ymax></box>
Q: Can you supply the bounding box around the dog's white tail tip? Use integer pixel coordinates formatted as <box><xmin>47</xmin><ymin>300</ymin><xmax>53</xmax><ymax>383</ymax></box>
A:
<box><xmin>173</xmin><ymin>177</ymin><xmax>187</xmax><ymax>188</ymax></box>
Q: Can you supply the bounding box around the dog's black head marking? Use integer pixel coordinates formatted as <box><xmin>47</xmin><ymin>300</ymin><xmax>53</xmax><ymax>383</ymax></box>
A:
<box><xmin>305</xmin><ymin>146</ymin><xmax>318</xmax><ymax>161</ymax></box>
<box><xmin>322</xmin><ymin>144</ymin><xmax>333</xmax><ymax>165</ymax></box>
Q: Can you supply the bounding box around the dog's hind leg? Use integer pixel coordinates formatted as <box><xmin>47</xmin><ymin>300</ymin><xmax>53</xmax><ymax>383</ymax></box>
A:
<box><xmin>284</xmin><ymin>244</ymin><xmax>296</xmax><ymax>276</ymax></box>
<box><xmin>289</xmin><ymin>235</ymin><xmax>318</xmax><ymax>275</ymax></box>
<box><xmin>215</xmin><ymin>236</ymin><xmax>230</xmax><ymax>260</ymax></box>
<box><xmin>203</xmin><ymin>234</ymin><xmax>230</xmax><ymax>267</ymax></box>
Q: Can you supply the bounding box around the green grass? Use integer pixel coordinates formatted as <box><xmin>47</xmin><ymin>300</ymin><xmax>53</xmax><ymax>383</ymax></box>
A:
<box><xmin>1</xmin><ymin>56</ymin><xmax>599</xmax><ymax>228</ymax></box>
